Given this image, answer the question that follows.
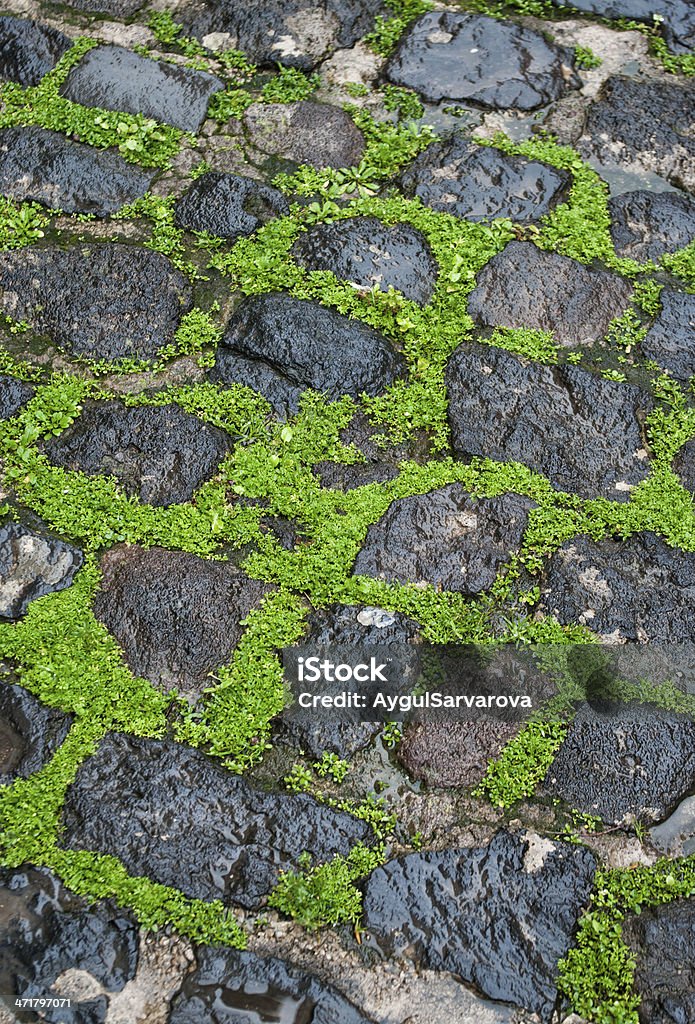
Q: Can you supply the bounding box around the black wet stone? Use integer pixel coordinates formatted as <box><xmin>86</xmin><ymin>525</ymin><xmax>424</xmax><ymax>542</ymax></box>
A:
<box><xmin>44</xmin><ymin>401</ymin><xmax>234</xmax><ymax>508</ymax></box>
<box><xmin>93</xmin><ymin>545</ymin><xmax>272</xmax><ymax>699</ymax></box>
<box><xmin>362</xmin><ymin>831</ymin><xmax>596</xmax><ymax>1020</ymax></box>
<box><xmin>0</xmin><ymin>865</ymin><xmax>138</xmax><ymax>1022</ymax></box>
<box><xmin>0</xmin><ymin>523</ymin><xmax>83</xmax><ymax>620</ymax></box>
<box><xmin>0</xmin><ymin>374</ymin><xmax>32</xmax><ymax>419</ymax></box>
<box><xmin>313</xmin><ymin>411</ymin><xmax>419</xmax><ymax>491</ymax></box>
<box><xmin>291</xmin><ymin>217</ymin><xmax>437</xmax><ymax>305</ymax></box>
<box><xmin>385</xmin><ymin>11</ymin><xmax>579</xmax><ymax>110</ymax></box>
<box><xmin>60</xmin><ymin>45</ymin><xmax>224</xmax><ymax>133</ymax></box>
<box><xmin>174</xmin><ymin>172</ymin><xmax>289</xmax><ymax>239</ymax></box>
<box><xmin>170</xmin><ymin>949</ymin><xmax>374</xmax><ymax>1024</ymax></box>
<box><xmin>180</xmin><ymin>0</ymin><xmax>385</xmax><ymax>70</ymax></box>
<box><xmin>399</xmin><ymin>136</ymin><xmax>571</xmax><ymax>223</ymax></box>
<box><xmin>553</xmin><ymin>0</ymin><xmax>695</xmax><ymax>54</ymax></box>
<box><xmin>623</xmin><ymin>900</ymin><xmax>695</xmax><ymax>1024</ymax></box>
<box><xmin>674</xmin><ymin>437</ymin><xmax>695</xmax><ymax>495</ymax></box>
<box><xmin>0</xmin><ymin>127</ymin><xmax>156</xmax><ymax>216</ymax></box>
<box><xmin>211</xmin><ymin>293</ymin><xmax>405</xmax><ymax>414</ymax></box>
<box><xmin>544</xmin><ymin>704</ymin><xmax>695</xmax><ymax>826</ymax></box>
<box><xmin>446</xmin><ymin>344</ymin><xmax>651</xmax><ymax>500</ymax></box>
<box><xmin>641</xmin><ymin>290</ymin><xmax>695</xmax><ymax>381</ymax></box>
<box><xmin>540</xmin><ymin>532</ymin><xmax>695</xmax><ymax>642</ymax></box>
<box><xmin>467</xmin><ymin>241</ymin><xmax>633</xmax><ymax>345</ymax></box>
<box><xmin>608</xmin><ymin>190</ymin><xmax>695</xmax><ymax>262</ymax></box>
<box><xmin>277</xmin><ymin>604</ymin><xmax>420</xmax><ymax>758</ymax></box>
<box><xmin>0</xmin><ymin>16</ymin><xmax>71</xmax><ymax>86</ymax></box>
<box><xmin>0</xmin><ymin>243</ymin><xmax>192</xmax><ymax>361</ymax></box>
<box><xmin>579</xmin><ymin>77</ymin><xmax>695</xmax><ymax>193</ymax></box>
<box><xmin>243</xmin><ymin>101</ymin><xmax>365</xmax><ymax>169</ymax></box>
<box><xmin>61</xmin><ymin>732</ymin><xmax>372</xmax><ymax>908</ymax></box>
<box><xmin>60</xmin><ymin>0</ymin><xmax>145</xmax><ymax>14</ymax></box>
<box><xmin>0</xmin><ymin>678</ymin><xmax>72</xmax><ymax>783</ymax></box>
<box><xmin>353</xmin><ymin>484</ymin><xmax>535</xmax><ymax>593</ymax></box>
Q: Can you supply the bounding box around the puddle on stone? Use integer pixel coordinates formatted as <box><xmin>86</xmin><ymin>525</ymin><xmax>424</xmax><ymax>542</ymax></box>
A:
<box><xmin>216</xmin><ymin>982</ymin><xmax>315</xmax><ymax>1024</ymax></box>
<box><xmin>585</xmin><ymin>158</ymin><xmax>681</xmax><ymax>196</ymax></box>
<box><xmin>649</xmin><ymin>794</ymin><xmax>695</xmax><ymax>857</ymax></box>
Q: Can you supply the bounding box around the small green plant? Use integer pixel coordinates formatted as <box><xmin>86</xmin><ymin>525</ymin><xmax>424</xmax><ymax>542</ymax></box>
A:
<box><xmin>574</xmin><ymin>45</ymin><xmax>602</xmax><ymax>69</ymax></box>
<box><xmin>261</xmin><ymin>66</ymin><xmax>320</xmax><ymax>103</ymax></box>
<box><xmin>365</xmin><ymin>0</ymin><xmax>434</xmax><ymax>57</ymax></box>
<box><xmin>313</xmin><ymin>751</ymin><xmax>350</xmax><ymax>783</ymax></box>
<box><xmin>345</xmin><ymin>82</ymin><xmax>369</xmax><ymax>97</ymax></box>
<box><xmin>283</xmin><ymin>764</ymin><xmax>314</xmax><ymax>793</ymax></box>
<box><xmin>381</xmin><ymin>84</ymin><xmax>424</xmax><ymax>120</ymax></box>
<box><xmin>0</xmin><ymin>199</ymin><xmax>48</xmax><ymax>250</ymax></box>
<box><xmin>208</xmin><ymin>88</ymin><xmax>254</xmax><ymax>122</ymax></box>
<box><xmin>382</xmin><ymin>721</ymin><xmax>402</xmax><ymax>748</ymax></box>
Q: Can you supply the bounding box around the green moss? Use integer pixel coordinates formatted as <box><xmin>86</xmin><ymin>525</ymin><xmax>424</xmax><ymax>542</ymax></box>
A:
<box><xmin>261</xmin><ymin>66</ymin><xmax>320</xmax><ymax>103</ymax></box>
<box><xmin>365</xmin><ymin>0</ymin><xmax>434</xmax><ymax>56</ymax></box>
<box><xmin>574</xmin><ymin>45</ymin><xmax>602</xmax><ymax>69</ymax></box>
<box><xmin>0</xmin><ymin>38</ymin><xmax>183</xmax><ymax>168</ymax></box>
<box><xmin>474</xmin><ymin>719</ymin><xmax>567</xmax><ymax>807</ymax></box>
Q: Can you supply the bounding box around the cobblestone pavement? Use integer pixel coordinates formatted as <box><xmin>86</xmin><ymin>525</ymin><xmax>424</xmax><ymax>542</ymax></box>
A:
<box><xmin>0</xmin><ymin>1</ymin><xmax>694</xmax><ymax>1022</ymax></box>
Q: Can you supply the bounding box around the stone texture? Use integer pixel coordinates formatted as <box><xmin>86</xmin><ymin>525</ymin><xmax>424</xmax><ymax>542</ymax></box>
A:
<box><xmin>60</xmin><ymin>0</ymin><xmax>145</xmax><ymax>14</ymax></box>
<box><xmin>650</xmin><ymin>795</ymin><xmax>695</xmax><ymax>856</ymax></box>
<box><xmin>579</xmin><ymin>77</ymin><xmax>695</xmax><ymax>194</ymax></box>
<box><xmin>399</xmin><ymin>136</ymin><xmax>571</xmax><ymax>223</ymax></box>
<box><xmin>0</xmin><ymin>374</ymin><xmax>32</xmax><ymax>420</ymax></box>
<box><xmin>0</xmin><ymin>523</ymin><xmax>83</xmax><ymax>620</ymax></box>
<box><xmin>674</xmin><ymin>436</ymin><xmax>695</xmax><ymax>495</ymax></box>
<box><xmin>313</xmin><ymin>411</ymin><xmax>418</xmax><ymax>491</ymax></box>
<box><xmin>61</xmin><ymin>732</ymin><xmax>372</xmax><ymax>908</ymax></box>
<box><xmin>0</xmin><ymin>678</ymin><xmax>72</xmax><ymax>783</ymax></box>
<box><xmin>93</xmin><ymin>545</ymin><xmax>271</xmax><ymax>699</ymax></box>
<box><xmin>544</xmin><ymin>704</ymin><xmax>695</xmax><ymax>825</ymax></box>
<box><xmin>362</xmin><ymin>831</ymin><xmax>596</xmax><ymax>1020</ymax></box>
<box><xmin>211</xmin><ymin>293</ymin><xmax>405</xmax><ymax>414</ymax></box>
<box><xmin>0</xmin><ymin>128</ymin><xmax>156</xmax><ymax>217</ymax></box>
<box><xmin>553</xmin><ymin>0</ymin><xmax>695</xmax><ymax>54</ymax></box>
<box><xmin>174</xmin><ymin>171</ymin><xmax>288</xmax><ymax>238</ymax></box>
<box><xmin>0</xmin><ymin>865</ymin><xmax>139</xmax><ymax>1022</ymax></box>
<box><xmin>291</xmin><ymin>217</ymin><xmax>438</xmax><ymax>304</ymax></box>
<box><xmin>641</xmin><ymin>289</ymin><xmax>695</xmax><ymax>381</ymax></box>
<box><xmin>0</xmin><ymin>243</ymin><xmax>192</xmax><ymax>361</ymax></box>
<box><xmin>385</xmin><ymin>11</ymin><xmax>579</xmax><ymax>110</ymax></box>
<box><xmin>0</xmin><ymin>16</ymin><xmax>70</xmax><ymax>87</ymax></box>
<box><xmin>446</xmin><ymin>344</ymin><xmax>651</xmax><ymax>500</ymax></box>
<box><xmin>608</xmin><ymin>189</ymin><xmax>695</xmax><ymax>262</ymax></box>
<box><xmin>353</xmin><ymin>485</ymin><xmax>535</xmax><ymax>593</ymax></box>
<box><xmin>61</xmin><ymin>45</ymin><xmax>224</xmax><ymax>133</ymax></box>
<box><xmin>398</xmin><ymin>720</ymin><xmax>521</xmax><ymax>789</ymax></box>
<box><xmin>44</xmin><ymin>401</ymin><xmax>234</xmax><ymax>508</ymax></box>
<box><xmin>467</xmin><ymin>241</ymin><xmax>633</xmax><ymax>345</ymax></box>
<box><xmin>623</xmin><ymin>900</ymin><xmax>695</xmax><ymax>1024</ymax></box>
<box><xmin>181</xmin><ymin>0</ymin><xmax>386</xmax><ymax>69</ymax></box>
<box><xmin>243</xmin><ymin>101</ymin><xmax>365</xmax><ymax>168</ymax></box>
<box><xmin>169</xmin><ymin>949</ymin><xmax>374</xmax><ymax>1024</ymax></box>
<box><xmin>278</xmin><ymin>603</ymin><xmax>420</xmax><ymax>758</ymax></box>
<box><xmin>541</xmin><ymin>532</ymin><xmax>695</xmax><ymax>642</ymax></box>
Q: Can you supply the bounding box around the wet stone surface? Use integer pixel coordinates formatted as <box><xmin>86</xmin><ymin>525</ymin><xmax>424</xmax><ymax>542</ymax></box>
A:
<box><xmin>313</xmin><ymin>411</ymin><xmax>418</xmax><ymax>491</ymax></box>
<box><xmin>0</xmin><ymin>678</ymin><xmax>72</xmax><ymax>783</ymax></box>
<box><xmin>0</xmin><ymin>127</ymin><xmax>156</xmax><ymax>217</ymax></box>
<box><xmin>608</xmin><ymin>189</ymin><xmax>695</xmax><ymax>262</ymax></box>
<box><xmin>180</xmin><ymin>0</ymin><xmax>386</xmax><ymax>69</ymax></box>
<box><xmin>93</xmin><ymin>545</ymin><xmax>271</xmax><ymax>699</ymax></box>
<box><xmin>169</xmin><ymin>948</ymin><xmax>374</xmax><ymax>1024</ymax></box>
<box><xmin>60</xmin><ymin>45</ymin><xmax>224</xmax><ymax>133</ymax></box>
<box><xmin>467</xmin><ymin>241</ymin><xmax>633</xmax><ymax>346</ymax></box>
<box><xmin>243</xmin><ymin>101</ymin><xmax>365</xmax><ymax>168</ymax></box>
<box><xmin>0</xmin><ymin>523</ymin><xmax>83</xmax><ymax>620</ymax></box>
<box><xmin>211</xmin><ymin>293</ymin><xmax>405</xmax><ymax>414</ymax></box>
<box><xmin>553</xmin><ymin>0</ymin><xmax>695</xmax><ymax>54</ymax></box>
<box><xmin>544</xmin><ymin>704</ymin><xmax>695</xmax><ymax>826</ymax></box>
<box><xmin>61</xmin><ymin>732</ymin><xmax>372</xmax><ymax>908</ymax></box>
<box><xmin>399</xmin><ymin>137</ymin><xmax>571</xmax><ymax>223</ymax></box>
<box><xmin>579</xmin><ymin>77</ymin><xmax>695</xmax><ymax>193</ymax></box>
<box><xmin>446</xmin><ymin>344</ymin><xmax>651</xmax><ymax>500</ymax></box>
<box><xmin>174</xmin><ymin>171</ymin><xmax>288</xmax><ymax>239</ymax></box>
<box><xmin>362</xmin><ymin>831</ymin><xmax>596</xmax><ymax>1020</ymax></box>
<box><xmin>44</xmin><ymin>401</ymin><xmax>234</xmax><ymax>507</ymax></box>
<box><xmin>0</xmin><ymin>16</ymin><xmax>71</xmax><ymax>87</ymax></box>
<box><xmin>278</xmin><ymin>603</ymin><xmax>420</xmax><ymax>759</ymax></box>
<box><xmin>398</xmin><ymin>720</ymin><xmax>521</xmax><ymax>790</ymax></box>
<box><xmin>641</xmin><ymin>289</ymin><xmax>695</xmax><ymax>381</ymax></box>
<box><xmin>59</xmin><ymin>0</ymin><xmax>145</xmax><ymax>14</ymax></box>
<box><xmin>353</xmin><ymin>485</ymin><xmax>536</xmax><ymax>594</ymax></box>
<box><xmin>0</xmin><ymin>865</ymin><xmax>138</xmax><ymax>1023</ymax></box>
<box><xmin>291</xmin><ymin>217</ymin><xmax>438</xmax><ymax>305</ymax></box>
<box><xmin>0</xmin><ymin>243</ymin><xmax>192</xmax><ymax>361</ymax></box>
<box><xmin>385</xmin><ymin>11</ymin><xmax>579</xmax><ymax>110</ymax></box>
<box><xmin>0</xmin><ymin>373</ymin><xmax>32</xmax><ymax>420</ymax></box>
<box><xmin>623</xmin><ymin>900</ymin><xmax>695</xmax><ymax>1024</ymax></box>
<box><xmin>541</xmin><ymin>532</ymin><xmax>695</xmax><ymax>642</ymax></box>
<box><xmin>674</xmin><ymin>437</ymin><xmax>695</xmax><ymax>495</ymax></box>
